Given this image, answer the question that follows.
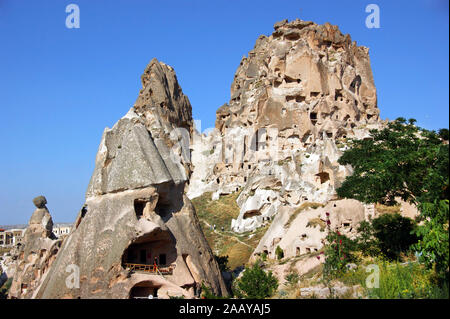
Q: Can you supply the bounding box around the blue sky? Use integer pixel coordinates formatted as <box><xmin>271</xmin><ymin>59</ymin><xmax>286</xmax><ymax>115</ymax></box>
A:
<box><xmin>0</xmin><ymin>0</ymin><xmax>448</xmax><ymax>224</ymax></box>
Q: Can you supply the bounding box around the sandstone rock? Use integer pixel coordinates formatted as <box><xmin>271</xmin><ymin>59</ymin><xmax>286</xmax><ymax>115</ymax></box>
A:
<box><xmin>31</xmin><ymin>59</ymin><xmax>227</xmax><ymax>299</ymax></box>
<box><xmin>251</xmin><ymin>199</ymin><xmax>366</xmax><ymax>261</ymax></box>
<box><xmin>8</xmin><ymin>197</ymin><xmax>62</xmax><ymax>299</ymax></box>
<box><xmin>185</xmin><ymin>19</ymin><xmax>387</xmax><ymax>266</ymax></box>
<box><xmin>32</xmin><ymin>196</ymin><xmax>47</xmax><ymax>209</ymax></box>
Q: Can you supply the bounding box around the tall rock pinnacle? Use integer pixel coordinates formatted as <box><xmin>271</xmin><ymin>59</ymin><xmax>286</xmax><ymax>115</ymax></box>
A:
<box><xmin>30</xmin><ymin>60</ymin><xmax>228</xmax><ymax>299</ymax></box>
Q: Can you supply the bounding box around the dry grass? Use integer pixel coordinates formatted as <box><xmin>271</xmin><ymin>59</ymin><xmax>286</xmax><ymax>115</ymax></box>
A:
<box><xmin>192</xmin><ymin>191</ymin><xmax>270</xmax><ymax>270</ymax></box>
<box><xmin>285</xmin><ymin>202</ymin><xmax>324</xmax><ymax>228</ymax></box>
<box><xmin>0</xmin><ymin>247</ymin><xmax>11</xmax><ymax>255</ymax></box>
<box><xmin>306</xmin><ymin>217</ymin><xmax>326</xmax><ymax>232</ymax></box>
<box><xmin>192</xmin><ymin>192</ymin><xmax>241</xmax><ymax>230</ymax></box>
<box><xmin>375</xmin><ymin>203</ymin><xmax>401</xmax><ymax>214</ymax></box>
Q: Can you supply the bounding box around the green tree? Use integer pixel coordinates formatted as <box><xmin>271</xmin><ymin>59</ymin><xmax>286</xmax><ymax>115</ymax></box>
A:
<box><xmin>371</xmin><ymin>213</ymin><xmax>418</xmax><ymax>259</ymax></box>
<box><xmin>275</xmin><ymin>246</ymin><xmax>284</xmax><ymax>260</ymax></box>
<box><xmin>337</xmin><ymin>118</ymin><xmax>449</xmax><ymax>281</ymax></box>
<box><xmin>233</xmin><ymin>261</ymin><xmax>278</xmax><ymax>299</ymax></box>
<box><xmin>355</xmin><ymin>220</ymin><xmax>380</xmax><ymax>257</ymax></box>
<box><xmin>214</xmin><ymin>255</ymin><xmax>230</xmax><ymax>272</ymax></box>
<box><xmin>337</xmin><ymin>118</ymin><xmax>448</xmax><ymax>205</ymax></box>
<box><xmin>413</xmin><ymin>200</ymin><xmax>449</xmax><ymax>279</ymax></box>
<box><xmin>322</xmin><ymin>231</ymin><xmax>358</xmax><ymax>282</ymax></box>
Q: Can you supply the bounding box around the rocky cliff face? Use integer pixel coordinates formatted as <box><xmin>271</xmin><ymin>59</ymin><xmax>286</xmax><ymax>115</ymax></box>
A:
<box><xmin>30</xmin><ymin>59</ymin><xmax>228</xmax><ymax>299</ymax></box>
<box><xmin>216</xmin><ymin>19</ymin><xmax>379</xmax><ymax>134</ymax></box>
<box><xmin>188</xmin><ymin>19</ymin><xmax>385</xmax><ymax>237</ymax></box>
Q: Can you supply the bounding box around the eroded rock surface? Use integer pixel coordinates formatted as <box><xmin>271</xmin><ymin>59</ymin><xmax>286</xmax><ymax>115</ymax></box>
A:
<box><xmin>8</xmin><ymin>196</ymin><xmax>62</xmax><ymax>299</ymax></box>
<box><xmin>187</xmin><ymin>19</ymin><xmax>386</xmax><ymax>234</ymax></box>
<box><xmin>32</xmin><ymin>59</ymin><xmax>227</xmax><ymax>299</ymax></box>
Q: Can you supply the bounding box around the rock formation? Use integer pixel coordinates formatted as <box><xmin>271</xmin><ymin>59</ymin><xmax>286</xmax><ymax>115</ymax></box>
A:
<box><xmin>187</xmin><ymin>19</ymin><xmax>417</xmax><ymax>263</ymax></box>
<box><xmin>187</xmin><ymin>19</ymin><xmax>386</xmax><ymax>234</ymax></box>
<box><xmin>8</xmin><ymin>196</ymin><xmax>62</xmax><ymax>299</ymax></box>
<box><xmin>5</xmin><ymin>19</ymin><xmax>421</xmax><ymax>299</ymax></box>
<box><xmin>31</xmin><ymin>59</ymin><xmax>228</xmax><ymax>299</ymax></box>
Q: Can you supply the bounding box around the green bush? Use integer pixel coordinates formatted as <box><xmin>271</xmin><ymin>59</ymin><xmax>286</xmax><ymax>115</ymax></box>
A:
<box><xmin>322</xmin><ymin>230</ymin><xmax>358</xmax><ymax>286</ymax></box>
<box><xmin>215</xmin><ymin>255</ymin><xmax>230</xmax><ymax>272</ymax></box>
<box><xmin>261</xmin><ymin>252</ymin><xmax>267</xmax><ymax>261</ymax></box>
<box><xmin>200</xmin><ymin>282</ymin><xmax>228</xmax><ymax>299</ymax></box>
<box><xmin>355</xmin><ymin>220</ymin><xmax>381</xmax><ymax>257</ymax></box>
<box><xmin>285</xmin><ymin>272</ymin><xmax>299</xmax><ymax>286</ymax></box>
<box><xmin>233</xmin><ymin>261</ymin><xmax>278</xmax><ymax>299</ymax></box>
<box><xmin>366</xmin><ymin>262</ymin><xmax>449</xmax><ymax>299</ymax></box>
<box><xmin>0</xmin><ymin>278</ymin><xmax>13</xmax><ymax>299</ymax></box>
<box><xmin>371</xmin><ymin>213</ymin><xmax>418</xmax><ymax>260</ymax></box>
<box><xmin>275</xmin><ymin>246</ymin><xmax>284</xmax><ymax>260</ymax></box>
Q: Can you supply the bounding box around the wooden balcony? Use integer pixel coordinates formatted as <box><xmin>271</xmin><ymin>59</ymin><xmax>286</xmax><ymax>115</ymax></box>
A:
<box><xmin>124</xmin><ymin>263</ymin><xmax>174</xmax><ymax>275</ymax></box>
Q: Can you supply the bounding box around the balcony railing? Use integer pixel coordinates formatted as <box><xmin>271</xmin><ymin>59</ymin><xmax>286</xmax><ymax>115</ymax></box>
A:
<box><xmin>124</xmin><ymin>263</ymin><xmax>174</xmax><ymax>275</ymax></box>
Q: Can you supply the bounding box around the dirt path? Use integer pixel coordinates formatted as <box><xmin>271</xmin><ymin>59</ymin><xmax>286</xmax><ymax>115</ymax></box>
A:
<box><xmin>200</xmin><ymin>219</ymin><xmax>253</xmax><ymax>249</ymax></box>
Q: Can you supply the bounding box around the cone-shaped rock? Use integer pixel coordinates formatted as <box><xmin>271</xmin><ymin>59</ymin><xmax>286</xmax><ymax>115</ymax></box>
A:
<box><xmin>33</xmin><ymin>59</ymin><xmax>228</xmax><ymax>299</ymax></box>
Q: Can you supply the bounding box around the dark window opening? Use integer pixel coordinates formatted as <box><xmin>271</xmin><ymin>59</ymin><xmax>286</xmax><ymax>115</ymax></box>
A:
<box><xmin>286</xmin><ymin>95</ymin><xmax>295</xmax><ymax>102</ymax></box>
<box><xmin>122</xmin><ymin>230</ymin><xmax>176</xmax><ymax>270</ymax></box>
<box><xmin>295</xmin><ymin>95</ymin><xmax>306</xmax><ymax>103</ymax></box>
<box><xmin>129</xmin><ymin>282</ymin><xmax>161</xmax><ymax>299</ymax></box>
<box><xmin>335</xmin><ymin>89</ymin><xmax>343</xmax><ymax>101</ymax></box>
<box><xmin>349</xmin><ymin>75</ymin><xmax>361</xmax><ymax>94</ymax></box>
<box><xmin>243</xmin><ymin>210</ymin><xmax>261</xmax><ymax>219</ymax></box>
<box><xmin>316</xmin><ymin>172</ymin><xmax>330</xmax><ymax>184</ymax></box>
<box><xmin>284</xmin><ymin>76</ymin><xmax>297</xmax><ymax>83</ymax></box>
<box><xmin>310</xmin><ymin>112</ymin><xmax>318</xmax><ymax>125</ymax></box>
<box><xmin>81</xmin><ymin>206</ymin><xmax>87</xmax><ymax>219</ymax></box>
<box><xmin>134</xmin><ymin>199</ymin><xmax>146</xmax><ymax>219</ymax></box>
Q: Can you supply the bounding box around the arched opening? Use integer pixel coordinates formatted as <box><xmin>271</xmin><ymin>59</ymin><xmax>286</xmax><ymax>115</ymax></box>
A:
<box><xmin>243</xmin><ymin>210</ymin><xmax>261</xmax><ymax>219</ymax></box>
<box><xmin>316</xmin><ymin>172</ymin><xmax>330</xmax><ymax>184</ymax></box>
<box><xmin>134</xmin><ymin>199</ymin><xmax>146</xmax><ymax>219</ymax></box>
<box><xmin>21</xmin><ymin>283</ymin><xmax>28</xmax><ymax>294</ymax></box>
<box><xmin>335</xmin><ymin>89</ymin><xmax>343</xmax><ymax>101</ymax></box>
<box><xmin>129</xmin><ymin>281</ymin><xmax>162</xmax><ymax>299</ymax></box>
<box><xmin>39</xmin><ymin>249</ymin><xmax>47</xmax><ymax>258</ymax></box>
<box><xmin>122</xmin><ymin>229</ymin><xmax>177</xmax><ymax>274</ymax></box>
<box><xmin>310</xmin><ymin>112</ymin><xmax>318</xmax><ymax>125</ymax></box>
